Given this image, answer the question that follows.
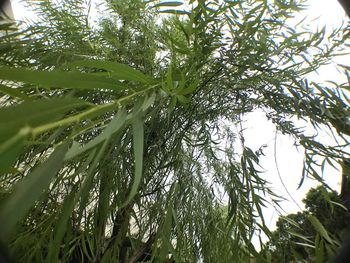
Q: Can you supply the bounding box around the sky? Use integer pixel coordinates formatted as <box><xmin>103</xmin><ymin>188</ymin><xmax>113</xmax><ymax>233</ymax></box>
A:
<box><xmin>7</xmin><ymin>0</ymin><xmax>350</xmax><ymax>230</ymax></box>
<box><xmin>240</xmin><ymin>0</ymin><xmax>348</xmax><ymax>229</ymax></box>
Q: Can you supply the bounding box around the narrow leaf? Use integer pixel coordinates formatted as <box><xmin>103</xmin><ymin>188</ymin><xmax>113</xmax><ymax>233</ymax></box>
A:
<box><xmin>65</xmin><ymin>108</ymin><xmax>127</xmax><ymax>160</ymax></box>
<box><xmin>0</xmin><ymin>97</ymin><xmax>88</xmax><ymax>141</ymax></box>
<box><xmin>308</xmin><ymin>215</ymin><xmax>334</xmax><ymax>244</ymax></box>
<box><xmin>178</xmin><ymin>79</ymin><xmax>198</xmax><ymax>95</ymax></box>
<box><xmin>153</xmin><ymin>1</ymin><xmax>183</xmax><ymax>8</ymax></box>
<box><xmin>175</xmin><ymin>94</ymin><xmax>189</xmax><ymax>104</ymax></box>
<box><xmin>141</xmin><ymin>92</ymin><xmax>156</xmax><ymax>112</ymax></box>
<box><xmin>0</xmin><ymin>143</ymin><xmax>68</xmax><ymax>240</ymax></box>
<box><xmin>160</xmin><ymin>205</ymin><xmax>173</xmax><ymax>260</ymax></box>
<box><xmin>0</xmin><ymin>67</ymin><xmax>127</xmax><ymax>91</ymax></box>
<box><xmin>65</xmin><ymin>60</ymin><xmax>154</xmax><ymax>84</ymax></box>
<box><xmin>158</xmin><ymin>9</ymin><xmax>190</xmax><ymax>15</ymax></box>
<box><xmin>0</xmin><ymin>84</ymin><xmax>30</xmax><ymax>100</ymax></box>
<box><xmin>167</xmin><ymin>64</ymin><xmax>173</xmax><ymax>92</ymax></box>
<box><xmin>294</xmin><ymin>242</ymin><xmax>315</xmax><ymax>249</ymax></box>
<box><xmin>0</xmin><ymin>127</ymin><xmax>30</xmax><ymax>173</ymax></box>
<box><xmin>47</xmin><ymin>186</ymin><xmax>77</xmax><ymax>262</ymax></box>
<box><xmin>122</xmin><ymin>114</ymin><xmax>144</xmax><ymax>207</ymax></box>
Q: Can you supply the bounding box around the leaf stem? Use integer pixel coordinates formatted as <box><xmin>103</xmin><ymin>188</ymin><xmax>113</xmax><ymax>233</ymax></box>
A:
<box><xmin>31</xmin><ymin>86</ymin><xmax>157</xmax><ymax>136</ymax></box>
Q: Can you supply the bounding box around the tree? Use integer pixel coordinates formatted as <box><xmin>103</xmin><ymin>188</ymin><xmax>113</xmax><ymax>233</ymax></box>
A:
<box><xmin>0</xmin><ymin>0</ymin><xmax>349</xmax><ymax>262</ymax></box>
<box><xmin>265</xmin><ymin>186</ymin><xmax>350</xmax><ymax>262</ymax></box>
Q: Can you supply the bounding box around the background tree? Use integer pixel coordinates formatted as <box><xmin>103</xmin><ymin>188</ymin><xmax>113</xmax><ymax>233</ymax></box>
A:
<box><xmin>265</xmin><ymin>186</ymin><xmax>350</xmax><ymax>262</ymax></box>
<box><xmin>0</xmin><ymin>0</ymin><xmax>349</xmax><ymax>262</ymax></box>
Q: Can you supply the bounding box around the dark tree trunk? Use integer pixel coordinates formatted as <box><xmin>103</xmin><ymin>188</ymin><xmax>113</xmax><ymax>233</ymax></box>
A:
<box><xmin>338</xmin><ymin>0</ymin><xmax>350</xmax><ymax>17</ymax></box>
<box><xmin>340</xmin><ymin>159</ymin><xmax>350</xmax><ymax>212</ymax></box>
<box><xmin>334</xmin><ymin>159</ymin><xmax>350</xmax><ymax>263</ymax></box>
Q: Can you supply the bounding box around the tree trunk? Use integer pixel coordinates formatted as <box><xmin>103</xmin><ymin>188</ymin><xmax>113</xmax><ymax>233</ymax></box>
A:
<box><xmin>340</xmin><ymin>159</ymin><xmax>350</xmax><ymax>212</ymax></box>
<box><xmin>338</xmin><ymin>0</ymin><xmax>350</xmax><ymax>17</ymax></box>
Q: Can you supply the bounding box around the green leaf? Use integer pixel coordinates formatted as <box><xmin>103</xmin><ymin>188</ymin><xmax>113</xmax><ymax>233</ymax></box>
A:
<box><xmin>0</xmin><ymin>127</ymin><xmax>30</xmax><ymax>173</ymax></box>
<box><xmin>288</xmin><ymin>230</ymin><xmax>313</xmax><ymax>243</ymax></box>
<box><xmin>281</xmin><ymin>216</ymin><xmax>303</xmax><ymax>230</ymax></box>
<box><xmin>141</xmin><ymin>92</ymin><xmax>156</xmax><ymax>112</ymax></box>
<box><xmin>166</xmin><ymin>64</ymin><xmax>173</xmax><ymax>92</ymax></box>
<box><xmin>76</xmin><ymin>149</ymin><xmax>100</xmax><ymax>225</ymax></box>
<box><xmin>308</xmin><ymin>215</ymin><xmax>334</xmax><ymax>244</ymax></box>
<box><xmin>65</xmin><ymin>108</ymin><xmax>127</xmax><ymax>160</ymax></box>
<box><xmin>152</xmin><ymin>1</ymin><xmax>183</xmax><ymax>8</ymax></box>
<box><xmin>0</xmin><ymin>143</ymin><xmax>68</xmax><ymax>240</ymax></box>
<box><xmin>0</xmin><ymin>67</ymin><xmax>127</xmax><ymax>91</ymax></box>
<box><xmin>47</xmin><ymin>185</ymin><xmax>77</xmax><ymax>262</ymax></box>
<box><xmin>0</xmin><ymin>84</ymin><xmax>30</xmax><ymax>100</ymax></box>
<box><xmin>158</xmin><ymin>9</ymin><xmax>190</xmax><ymax>15</ymax></box>
<box><xmin>0</xmin><ymin>97</ymin><xmax>88</xmax><ymax>141</ymax></box>
<box><xmin>0</xmin><ymin>98</ymin><xmax>86</xmax><ymax>172</ymax></box>
<box><xmin>65</xmin><ymin>60</ymin><xmax>154</xmax><ymax>84</ymax></box>
<box><xmin>122</xmin><ymin>113</ymin><xmax>144</xmax><ymax>207</ymax></box>
<box><xmin>329</xmin><ymin>200</ymin><xmax>347</xmax><ymax>210</ymax></box>
<box><xmin>175</xmin><ymin>94</ymin><xmax>189</xmax><ymax>104</ymax></box>
<box><xmin>178</xmin><ymin>79</ymin><xmax>198</xmax><ymax>95</ymax></box>
<box><xmin>294</xmin><ymin>242</ymin><xmax>315</xmax><ymax>249</ymax></box>
<box><xmin>315</xmin><ymin>234</ymin><xmax>325</xmax><ymax>263</ymax></box>
<box><xmin>159</xmin><ymin>204</ymin><xmax>173</xmax><ymax>260</ymax></box>
<box><xmin>167</xmin><ymin>96</ymin><xmax>177</xmax><ymax>116</ymax></box>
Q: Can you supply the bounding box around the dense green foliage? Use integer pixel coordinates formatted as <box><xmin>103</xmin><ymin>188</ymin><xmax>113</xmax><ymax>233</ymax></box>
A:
<box><xmin>266</xmin><ymin>186</ymin><xmax>349</xmax><ymax>262</ymax></box>
<box><xmin>0</xmin><ymin>0</ymin><xmax>349</xmax><ymax>262</ymax></box>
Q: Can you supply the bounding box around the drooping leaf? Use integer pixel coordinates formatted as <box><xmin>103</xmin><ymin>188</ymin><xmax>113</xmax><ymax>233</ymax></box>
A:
<box><xmin>76</xmin><ymin>149</ymin><xmax>99</xmax><ymax>225</ymax></box>
<box><xmin>122</xmin><ymin>113</ymin><xmax>144</xmax><ymax>207</ymax></box>
<box><xmin>65</xmin><ymin>60</ymin><xmax>154</xmax><ymax>84</ymax></box>
<box><xmin>159</xmin><ymin>183</ymin><xmax>179</xmax><ymax>262</ymax></box>
<box><xmin>0</xmin><ymin>97</ymin><xmax>88</xmax><ymax>141</ymax></box>
<box><xmin>141</xmin><ymin>92</ymin><xmax>156</xmax><ymax>112</ymax></box>
<box><xmin>158</xmin><ymin>9</ymin><xmax>190</xmax><ymax>15</ymax></box>
<box><xmin>0</xmin><ymin>98</ymin><xmax>87</xmax><ymax>172</ymax></box>
<box><xmin>293</xmin><ymin>242</ymin><xmax>315</xmax><ymax>249</ymax></box>
<box><xmin>47</xmin><ymin>185</ymin><xmax>77</xmax><ymax>262</ymax></box>
<box><xmin>308</xmin><ymin>215</ymin><xmax>334</xmax><ymax>244</ymax></box>
<box><xmin>0</xmin><ymin>128</ymin><xmax>29</xmax><ymax>173</ymax></box>
<box><xmin>175</xmin><ymin>94</ymin><xmax>189</xmax><ymax>104</ymax></box>
<box><xmin>166</xmin><ymin>64</ymin><xmax>173</xmax><ymax>93</ymax></box>
<box><xmin>315</xmin><ymin>234</ymin><xmax>325</xmax><ymax>263</ymax></box>
<box><xmin>177</xmin><ymin>79</ymin><xmax>199</xmax><ymax>95</ymax></box>
<box><xmin>152</xmin><ymin>1</ymin><xmax>183</xmax><ymax>8</ymax></box>
<box><xmin>167</xmin><ymin>96</ymin><xmax>177</xmax><ymax>115</ymax></box>
<box><xmin>0</xmin><ymin>143</ymin><xmax>68</xmax><ymax>240</ymax></box>
<box><xmin>0</xmin><ymin>67</ymin><xmax>128</xmax><ymax>91</ymax></box>
<box><xmin>288</xmin><ymin>230</ymin><xmax>313</xmax><ymax>243</ymax></box>
<box><xmin>159</xmin><ymin>204</ymin><xmax>174</xmax><ymax>260</ymax></box>
<box><xmin>65</xmin><ymin>108</ymin><xmax>127</xmax><ymax>160</ymax></box>
<box><xmin>0</xmin><ymin>84</ymin><xmax>30</xmax><ymax>100</ymax></box>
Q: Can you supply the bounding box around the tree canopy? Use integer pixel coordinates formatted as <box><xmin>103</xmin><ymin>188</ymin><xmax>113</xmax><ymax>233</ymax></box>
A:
<box><xmin>266</xmin><ymin>186</ymin><xmax>350</xmax><ymax>262</ymax></box>
<box><xmin>0</xmin><ymin>0</ymin><xmax>349</xmax><ymax>262</ymax></box>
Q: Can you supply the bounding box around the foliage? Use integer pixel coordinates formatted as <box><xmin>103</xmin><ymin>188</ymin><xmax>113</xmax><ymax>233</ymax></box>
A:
<box><xmin>0</xmin><ymin>0</ymin><xmax>349</xmax><ymax>262</ymax></box>
<box><xmin>265</xmin><ymin>186</ymin><xmax>350</xmax><ymax>262</ymax></box>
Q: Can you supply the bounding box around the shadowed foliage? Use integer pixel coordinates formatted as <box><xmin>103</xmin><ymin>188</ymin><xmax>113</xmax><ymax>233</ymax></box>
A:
<box><xmin>265</xmin><ymin>186</ymin><xmax>350</xmax><ymax>262</ymax></box>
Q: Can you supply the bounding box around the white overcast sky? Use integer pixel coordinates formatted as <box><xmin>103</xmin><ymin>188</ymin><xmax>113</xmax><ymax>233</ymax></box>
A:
<box><xmin>8</xmin><ymin>0</ymin><xmax>350</xmax><ymax>230</ymax></box>
<box><xmin>241</xmin><ymin>0</ymin><xmax>349</xmax><ymax>229</ymax></box>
